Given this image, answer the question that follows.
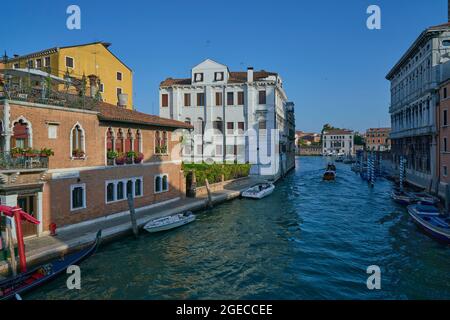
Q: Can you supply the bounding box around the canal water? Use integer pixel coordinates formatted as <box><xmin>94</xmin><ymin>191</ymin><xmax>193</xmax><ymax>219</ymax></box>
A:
<box><xmin>29</xmin><ymin>157</ymin><xmax>450</xmax><ymax>300</ymax></box>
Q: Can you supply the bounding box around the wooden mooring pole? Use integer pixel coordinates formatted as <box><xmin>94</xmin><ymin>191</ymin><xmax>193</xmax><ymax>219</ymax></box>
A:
<box><xmin>6</xmin><ymin>224</ymin><xmax>17</xmax><ymax>276</ymax></box>
<box><xmin>127</xmin><ymin>193</ymin><xmax>139</xmax><ymax>238</ymax></box>
<box><xmin>205</xmin><ymin>178</ymin><xmax>213</xmax><ymax>209</ymax></box>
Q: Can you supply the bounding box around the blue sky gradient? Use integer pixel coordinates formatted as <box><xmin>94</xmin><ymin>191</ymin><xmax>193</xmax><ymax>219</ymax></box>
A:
<box><xmin>1</xmin><ymin>0</ymin><xmax>447</xmax><ymax>132</ymax></box>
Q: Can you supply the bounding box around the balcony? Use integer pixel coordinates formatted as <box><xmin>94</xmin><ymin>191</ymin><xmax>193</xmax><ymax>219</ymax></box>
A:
<box><xmin>0</xmin><ymin>68</ymin><xmax>101</xmax><ymax>111</ymax></box>
<box><xmin>0</xmin><ymin>151</ymin><xmax>49</xmax><ymax>172</ymax></box>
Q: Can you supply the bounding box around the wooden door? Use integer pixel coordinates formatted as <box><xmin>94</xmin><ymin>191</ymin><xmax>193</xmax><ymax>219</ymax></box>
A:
<box><xmin>17</xmin><ymin>195</ymin><xmax>37</xmax><ymax>237</ymax></box>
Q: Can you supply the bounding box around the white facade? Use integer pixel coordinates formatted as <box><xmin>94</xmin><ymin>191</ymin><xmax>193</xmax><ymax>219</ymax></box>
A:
<box><xmin>387</xmin><ymin>23</ymin><xmax>450</xmax><ymax>188</ymax></box>
<box><xmin>159</xmin><ymin>59</ymin><xmax>295</xmax><ymax>178</ymax></box>
<box><xmin>322</xmin><ymin>131</ymin><xmax>354</xmax><ymax>156</ymax></box>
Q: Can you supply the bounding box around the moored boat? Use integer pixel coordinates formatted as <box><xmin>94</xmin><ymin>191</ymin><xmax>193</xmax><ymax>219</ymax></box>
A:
<box><xmin>144</xmin><ymin>211</ymin><xmax>196</xmax><ymax>233</ymax></box>
<box><xmin>407</xmin><ymin>204</ymin><xmax>450</xmax><ymax>244</ymax></box>
<box><xmin>0</xmin><ymin>230</ymin><xmax>102</xmax><ymax>300</ymax></box>
<box><xmin>242</xmin><ymin>183</ymin><xmax>275</xmax><ymax>199</ymax></box>
<box><xmin>391</xmin><ymin>190</ymin><xmax>416</xmax><ymax>205</ymax></box>
<box><xmin>412</xmin><ymin>192</ymin><xmax>439</xmax><ymax>206</ymax></box>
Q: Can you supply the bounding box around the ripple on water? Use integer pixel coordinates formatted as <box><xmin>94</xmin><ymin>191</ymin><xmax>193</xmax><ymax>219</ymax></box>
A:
<box><xmin>28</xmin><ymin>157</ymin><xmax>450</xmax><ymax>300</ymax></box>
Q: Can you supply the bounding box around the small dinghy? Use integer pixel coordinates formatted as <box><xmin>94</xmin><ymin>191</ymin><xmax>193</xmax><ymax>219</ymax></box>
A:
<box><xmin>144</xmin><ymin>211</ymin><xmax>196</xmax><ymax>233</ymax></box>
<box><xmin>242</xmin><ymin>183</ymin><xmax>275</xmax><ymax>199</ymax></box>
<box><xmin>323</xmin><ymin>170</ymin><xmax>336</xmax><ymax>181</ymax></box>
<box><xmin>391</xmin><ymin>190</ymin><xmax>416</xmax><ymax>205</ymax></box>
<box><xmin>0</xmin><ymin>230</ymin><xmax>101</xmax><ymax>300</ymax></box>
<box><xmin>412</xmin><ymin>192</ymin><xmax>439</xmax><ymax>206</ymax></box>
<box><xmin>407</xmin><ymin>204</ymin><xmax>450</xmax><ymax>243</ymax></box>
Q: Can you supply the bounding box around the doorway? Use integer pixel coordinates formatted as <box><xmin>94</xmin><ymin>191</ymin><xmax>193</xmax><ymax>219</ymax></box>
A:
<box><xmin>17</xmin><ymin>195</ymin><xmax>37</xmax><ymax>238</ymax></box>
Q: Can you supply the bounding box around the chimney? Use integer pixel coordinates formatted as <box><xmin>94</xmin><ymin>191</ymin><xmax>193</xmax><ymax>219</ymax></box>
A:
<box><xmin>247</xmin><ymin>67</ymin><xmax>254</xmax><ymax>83</ymax></box>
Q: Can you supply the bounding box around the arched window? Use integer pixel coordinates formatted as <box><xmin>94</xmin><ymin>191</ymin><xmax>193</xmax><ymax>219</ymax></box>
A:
<box><xmin>12</xmin><ymin>118</ymin><xmax>31</xmax><ymax>149</ymax></box>
<box><xmin>162</xmin><ymin>131</ymin><xmax>168</xmax><ymax>152</ymax></box>
<box><xmin>162</xmin><ymin>175</ymin><xmax>168</xmax><ymax>191</ymax></box>
<box><xmin>213</xmin><ymin>117</ymin><xmax>223</xmax><ymax>134</ymax></box>
<box><xmin>125</xmin><ymin>129</ymin><xmax>133</xmax><ymax>153</ymax></box>
<box><xmin>116</xmin><ymin>129</ymin><xmax>124</xmax><ymax>153</ymax></box>
<box><xmin>155</xmin><ymin>131</ymin><xmax>161</xmax><ymax>153</ymax></box>
<box><xmin>71</xmin><ymin>123</ymin><xmax>85</xmax><ymax>158</ymax></box>
<box><xmin>134</xmin><ymin>130</ymin><xmax>142</xmax><ymax>153</ymax></box>
<box><xmin>106</xmin><ymin>128</ymin><xmax>114</xmax><ymax>151</ymax></box>
<box><xmin>195</xmin><ymin>118</ymin><xmax>204</xmax><ymax>135</ymax></box>
<box><xmin>155</xmin><ymin>175</ymin><xmax>162</xmax><ymax>193</ymax></box>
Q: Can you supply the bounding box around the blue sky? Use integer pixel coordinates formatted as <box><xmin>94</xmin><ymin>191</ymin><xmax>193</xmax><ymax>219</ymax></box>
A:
<box><xmin>1</xmin><ymin>0</ymin><xmax>447</xmax><ymax>133</ymax></box>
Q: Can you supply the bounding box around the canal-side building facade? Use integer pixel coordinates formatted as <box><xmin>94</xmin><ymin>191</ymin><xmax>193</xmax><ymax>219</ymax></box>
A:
<box><xmin>437</xmin><ymin>76</ymin><xmax>450</xmax><ymax>196</ymax></box>
<box><xmin>322</xmin><ymin>130</ymin><xmax>354</xmax><ymax>156</ymax></box>
<box><xmin>0</xmin><ymin>69</ymin><xmax>191</xmax><ymax>238</ymax></box>
<box><xmin>365</xmin><ymin>128</ymin><xmax>391</xmax><ymax>152</ymax></box>
<box><xmin>2</xmin><ymin>42</ymin><xmax>134</xmax><ymax>109</ymax></box>
<box><xmin>387</xmin><ymin>23</ymin><xmax>450</xmax><ymax>190</ymax></box>
<box><xmin>159</xmin><ymin>59</ymin><xmax>296</xmax><ymax>179</ymax></box>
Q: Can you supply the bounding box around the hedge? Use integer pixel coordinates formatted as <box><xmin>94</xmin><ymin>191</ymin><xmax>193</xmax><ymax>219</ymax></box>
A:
<box><xmin>182</xmin><ymin>163</ymin><xmax>252</xmax><ymax>187</ymax></box>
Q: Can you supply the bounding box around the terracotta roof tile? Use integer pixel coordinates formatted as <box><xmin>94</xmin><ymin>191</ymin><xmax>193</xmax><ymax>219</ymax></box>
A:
<box><xmin>95</xmin><ymin>102</ymin><xmax>193</xmax><ymax>129</ymax></box>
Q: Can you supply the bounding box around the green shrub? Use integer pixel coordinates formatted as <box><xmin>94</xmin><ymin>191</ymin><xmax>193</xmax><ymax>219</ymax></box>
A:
<box><xmin>182</xmin><ymin>162</ymin><xmax>251</xmax><ymax>187</ymax></box>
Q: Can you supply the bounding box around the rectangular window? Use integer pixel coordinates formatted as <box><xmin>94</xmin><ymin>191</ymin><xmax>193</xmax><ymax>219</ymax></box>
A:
<box><xmin>227</xmin><ymin>92</ymin><xmax>234</xmax><ymax>106</ymax></box>
<box><xmin>117</xmin><ymin>72</ymin><xmax>123</xmax><ymax>81</ymax></box>
<box><xmin>216</xmin><ymin>145</ymin><xmax>223</xmax><ymax>156</ymax></box>
<box><xmin>161</xmin><ymin>93</ymin><xmax>169</xmax><ymax>107</ymax></box>
<box><xmin>65</xmin><ymin>56</ymin><xmax>74</xmax><ymax>68</ymax></box>
<box><xmin>214</xmin><ymin>72</ymin><xmax>224</xmax><ymax>81</ymax></box>
<box><xmin>258</xmin><ymin>90</ymin><xmax>266</xmax><ymax>104</ymax></box>
<box><xmin>48</xmin><ymin>124</ymin><xmax>58</xmax><ymax>139</ymax></box>
<box><xmin>35</xmin><ymin>59</ymin><xmax>42</xmax><ymax>68</ymax></box>
<box><xmin>259</xmin><ymin>120</ymin><xmax>267</xmax><ymax>130</ymax></box>
<box><xmin>444</xmin><ymin>110</ymin><xmax>448</xmax><ymax>126</ymax></box>
<box><xmin>184</xmin><ymin>93</ymin><xmax>191</xmax><ymax>107</ymax></box>
<box><xmin>227</xmin><ymin>122</ymin><xmax>234</xmax><ymax>135</ymax></box>
<box><xmin>194</xmin><ymin>73</ymin><xmax>203</xmax><ymax>82</ymax></box>
<box><xmin>238</xmin><ymin>122</ymin><xmax>245</xmax><ymax>134</ymax></box>
<box><xmin>237</xmin><ymin>92</ymin><xmax>244</xmax><ymax>105</ymax></box>
<box><xmin>44</xmin><ymin>57</ymin><xmax>51</xmax><ymax>67</ymax></box>
<box><xmin>71</xmin><ymin>184</ymin><xmax>86</xmax><ymax>211</ymax></box>
<box><xmin>445</xmin><ymin>87</ymin><xmax>448</xmax><ymax>99</ymax></box>
<box><xmin>444</xmin><ymin>166</ymin><xmax>448</xmax><ymax>177</ymax></box>
<box><xmin>184</xmin><ymin>144</ymin><xmax>192</xmax><ymax>155</ymax></box>
<box><xmin>117</xmin><ymin>87</ymin><xmax>122</xmax><ymax>96</ymax></box>
<box><xmin>100</xmin><ymin>83</ymin><xmax>105</xmax><ymax>93</ymax></box>
<box><xmin>445</xmin><ymin>137</ymin><xmax>448</xmax><ymax>152</ymax></box>
<box><xmin>197</xmin><ymin>93</ymin><xmax>205</xmax><ymax>106</ymax></box>
<box><xmin>216</xmin><ymin>92</ymin><xmax>222</xmax><ymax>106</ymax></box>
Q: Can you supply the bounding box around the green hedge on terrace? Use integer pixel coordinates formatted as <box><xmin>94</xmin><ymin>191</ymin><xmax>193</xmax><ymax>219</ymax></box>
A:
<box><xmin>182</xmin><ymin>163</ymin><xmax>252</xmax><ymax>187</ymax></box>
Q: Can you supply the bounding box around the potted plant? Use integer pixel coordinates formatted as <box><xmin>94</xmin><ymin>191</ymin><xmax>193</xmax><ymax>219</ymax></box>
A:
<box><xmin>134</xmin><ymin>152</ymin><xmax>144</xmax><ymax>164</ymax></box>
<box><xmin>24</xmin><ymin>148</ymin><xmax>39</xmax><ymax>157</ymax></box>
<box><xmin>40</xmin><ymin>148</ymin><xmax>54</xmax><ymax>157</ymax></box>
<box><xmin>72</xmin><ymin>149</ymin><xmax>85</xmax><ymax>159</ymax></box>
<box><xmin>126</xmin><ymin>151</ymin><xmax>136</xmax><ymax>164</ymax></box>
<box><xmin>115</xmin><ymin>153</ymin><xmax>126</xmax><ymax>165</ymax></box>
<box><xmin>10</xmin><ymin>147</ymin><xmax>23</xmax><ymax>158</ymax></box>
<box><xmin>107</xmin><ymin>150</ymin><xmax>118</xmax><ymax>159</ymax></box>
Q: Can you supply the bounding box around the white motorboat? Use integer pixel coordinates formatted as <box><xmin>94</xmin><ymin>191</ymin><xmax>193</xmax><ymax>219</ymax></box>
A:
<box><xmin>143</xmin><ymin>211</ymin><xmax>196</xmax><ymax>233</ymax></box>
<box><xmin>242</xmin><ymin>183</ymin><xmax>275</xmax><ymax>199</ymax></box>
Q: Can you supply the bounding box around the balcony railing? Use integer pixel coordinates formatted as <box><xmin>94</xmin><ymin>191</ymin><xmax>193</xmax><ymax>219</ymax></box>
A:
<box><xmin>0</xmin><ymin>151</ymin><xmax>49</xmax><ymax>171</ymax></box>
<box><xmin>0</xmin><ymin>87</ymin><xmax>100</xmax><ymax>110</ymax></box>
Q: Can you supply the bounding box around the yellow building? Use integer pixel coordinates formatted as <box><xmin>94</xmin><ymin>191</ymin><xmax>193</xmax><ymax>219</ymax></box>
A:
<box><xmin>3</xmin><ymin>42</ymin><xmax>133</xmax><ymax>109</ymax></box>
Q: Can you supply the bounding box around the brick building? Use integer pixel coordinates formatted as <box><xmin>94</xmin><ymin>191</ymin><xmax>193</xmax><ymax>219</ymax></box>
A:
<box><xmin>0</xmin><ymin>69</ymin><xmax>191</xmax><ymax>238</ymax></box>
<box><xmin>365</xmin><ymin>128</ymin><xmax>391</xmax><ymax>151</ymax></box>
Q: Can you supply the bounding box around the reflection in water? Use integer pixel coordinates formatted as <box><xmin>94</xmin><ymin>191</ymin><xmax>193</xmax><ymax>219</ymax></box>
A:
<box><xmin>29</xmin><ymin>157</ymin><xmax>450</xmax><ymax>300</ymax></box>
